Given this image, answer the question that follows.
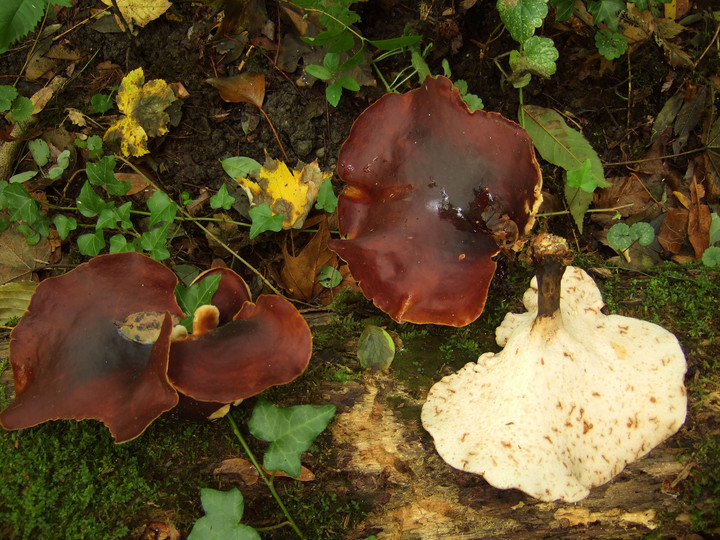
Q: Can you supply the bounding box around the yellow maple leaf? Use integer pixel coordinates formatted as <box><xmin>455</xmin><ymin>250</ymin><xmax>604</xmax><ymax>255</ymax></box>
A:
<box><xmin>237</xmin><ymin>154</ymin><xmax>331</xmax><ymax>229</ymax></box>
<box><xmin>101</xmin><ymin>0</ymin><xmax>171</xmax><ymax>28</ymax></box>
<box><xmin>103</xmin><ymin>68</ymin><xmax>176</xmax><ymax>157</ymax></box>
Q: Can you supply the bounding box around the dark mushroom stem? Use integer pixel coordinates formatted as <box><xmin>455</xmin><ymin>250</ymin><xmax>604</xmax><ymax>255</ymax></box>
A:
<box><xmin>529</xmin><ymin>233</ymin><xmax>574</xmax><ymax>318</ymax></box>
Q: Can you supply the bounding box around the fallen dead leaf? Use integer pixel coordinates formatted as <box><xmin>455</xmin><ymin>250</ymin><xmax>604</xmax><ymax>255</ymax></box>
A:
<box><xmin>658</xmin><ymin>208</ymin><xmax>688</xmax><ymax>254</ymax></box>
<box><xmin>101</xmin><ymin>0</ymin><xmax>171</xmax><ymax>27</ymax></box>
<box><xmin>688</xmin><ymin>177</ymin><xmax>711</xmax><ymax>259</ymax></box>
<box><xmin>206</xmin><ymin>72</ymin><xmax>265</xmax><ymax>108</ymax></box>
<box><xmin>281</xmin><ymin>217</ymin><xmax>336</xmax><ymax>301</ymax></box>
<box><xmin>114</xmin><ymin>172</ymin><xmax>151</xmax><ymax>195</ymax></box>
<box><xmin>0</xmin><ymin>221</ymin><xmax>51</xmax><ymax>284</ymax></box>
<box><xmin>213</xmin><ymin>457</ymin><xmax>316</xmax><ymax>483</ymax></box>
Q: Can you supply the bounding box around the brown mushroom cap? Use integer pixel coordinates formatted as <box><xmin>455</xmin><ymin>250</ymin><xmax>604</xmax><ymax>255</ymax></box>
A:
<box><xmin>191</xmin><ymin>267</ymin><xmax>251</xmax><ymax>326</ymax></box>
<box><xmin>328</xmin><ymin>76</ymin><xmax>542</xmax><ymax>326</ymax></box>
<box><xmin>0</xmin><ymin>253</ymin><xmax>183</xmax><ymax>443</ymax></box>
<box><xmin>168</xmin><ymin>294</ymin><xmax>313</xmax><ymax>403</ymax></box>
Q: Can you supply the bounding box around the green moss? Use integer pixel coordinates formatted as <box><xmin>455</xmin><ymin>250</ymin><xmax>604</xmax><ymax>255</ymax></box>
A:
<box><xmin>687</xmin><ymin>434</ymin><xmax>720</xmax><ymax>533</ymax></box>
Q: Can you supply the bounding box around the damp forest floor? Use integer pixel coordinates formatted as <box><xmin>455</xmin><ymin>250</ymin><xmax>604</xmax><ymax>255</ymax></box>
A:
<box><xmin>1</xmin><ymin>0</ymin><xmax>720</xmax><ymax>538</ymax></box>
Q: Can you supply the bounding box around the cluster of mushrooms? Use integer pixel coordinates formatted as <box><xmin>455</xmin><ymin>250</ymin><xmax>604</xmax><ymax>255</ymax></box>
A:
<box><xmin>1</xmin><ymin>76</ymin><xmax>687</xmax><ymax>502</ymax></box>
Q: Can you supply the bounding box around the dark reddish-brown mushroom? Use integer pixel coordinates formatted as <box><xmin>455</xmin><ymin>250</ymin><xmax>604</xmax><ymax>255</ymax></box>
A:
<box><xmin>168</xmin><ymin>268</ymin><xmax>312</xmax><ymax>406</ymax></box>
<box><xmin>0</xmin><ymin>253</ymin><xmax>183</xmax><ymax>443</ymax></box>
<box><xmin>0</xmin><ymin>255</ymin><xmax>314</xmax><ymax>441</ymax></box>
<box><xmin>328</xmin><ymin>76</ymin><xmax>542</xmax><ymax>326</ymax></box>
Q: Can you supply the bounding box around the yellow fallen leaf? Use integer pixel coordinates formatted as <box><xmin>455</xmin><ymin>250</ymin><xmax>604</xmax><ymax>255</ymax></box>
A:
<box><xmin>237</xmin><ymin>153</ymin><xmax>331</xmax><ymax>229</ymax></box>
<box><xmin>103</xmin><ymin>68</ymin><xmax>177</xmax><ymax>157</ymax></box>
<box><xmin>101</xmin><ymin>0</ymin><xmax>171</xmax><ymax>27</ymax></box>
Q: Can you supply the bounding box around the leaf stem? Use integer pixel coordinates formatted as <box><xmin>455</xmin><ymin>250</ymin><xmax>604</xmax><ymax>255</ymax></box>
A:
<box><xmin>227</xmin><ymin>414</ymin><xmax>306</xmax><ymax>540</ymax></box>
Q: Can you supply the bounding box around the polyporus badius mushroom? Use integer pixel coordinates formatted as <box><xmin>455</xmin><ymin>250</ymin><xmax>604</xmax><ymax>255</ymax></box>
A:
<box><xmin>421</xmin><ymin>245</ymin><xmax>687</xmax><ymax>502</ymax></box>
<box><xmin>328</xmin><ymin>75</ymin><xmax>542</xmax><ymax>326</ymax></box>
<box><xmin>0</xmin><ymin>253</ymin><xmax>313</xmax><ymax>442</ymax></box>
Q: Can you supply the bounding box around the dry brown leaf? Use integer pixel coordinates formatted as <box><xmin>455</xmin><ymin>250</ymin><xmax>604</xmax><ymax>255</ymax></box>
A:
<box><xmin>0</xmin><ymin>221</ymin><xmax>51</xmax><ymax>283</ymax></box>
<box><xmin>280</xmin><ymin>217</ymin><xmax>336</xmax><ymax>301</ymax></box>
<box><xmin>688</xmin><ymin>177</ymin><xmax>711</xmax><ymax>259</ymax></box>
<box><xmin>114</xmin><ymin>172</ymin><xmax>150</xmax><ymax>195</ymax></box>
<box><xmin>213</xmin><ymin>457</ymin><xmax>316</xmax><ymax>482</ymax></box>
<box><xmin>206</xmin><ymin>72</ymin><xmax>265</xmax><ymax>108</ymax></box>
<box><xmin>658</xmin><ymin>208</ymin><xmax>688</xmax><ymax>254</ymax></box>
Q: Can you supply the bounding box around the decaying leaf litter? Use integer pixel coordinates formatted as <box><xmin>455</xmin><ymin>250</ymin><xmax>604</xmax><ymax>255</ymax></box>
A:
<box><xmin>1</xmin><ymin>0</ymin><xmax>720</xmax><ymax>537</ymax></box>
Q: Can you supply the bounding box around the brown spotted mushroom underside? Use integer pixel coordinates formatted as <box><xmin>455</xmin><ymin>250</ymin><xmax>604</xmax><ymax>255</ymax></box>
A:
<box><xmin>421</xmin><ymin>265</ymin><xmax>687</xmax><ymax>502</ymax></box>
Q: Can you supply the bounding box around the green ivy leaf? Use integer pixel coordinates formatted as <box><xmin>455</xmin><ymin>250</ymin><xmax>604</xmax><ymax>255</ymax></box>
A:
<box><xmin>3</xmin><ymin>182</ymin><xmax>43</xmax><ymax>224</ymax></box>
<box><xmin>147</xmin><ymin>190</ymin><xmax>177</xmax><ymax>227</ymax></box>
<box><xmin>87</xmin><ymin>155</ymin><xmax>131</xmax><ymax>196</ymax></box>
<box><xmin>315</xmin><ymin>177</ymin><xmax>338</xmax><ymax>213</ymax></box>
<box><xmin>188</xmin><ymin>488</ymin><xmax>260</xmax><ymax>540</ymax></box>
<box><xmin>77</xmin><ymin>230</ymin><xmax>106</xmax><ymax>256</ymax></box>
<box><xmin>210</xmin><ymin>184</ymin><xmax>235</xmax><ymax>210</ymax></box>
<box><xmin>248</xmin><ymin>399</ymin><xmax>336</xmax><ymax>478</ymax></box>
<box><xmin>53</xmin><ymin>214</ymin><xmax>77</xmax><ymax>240</ymax></box>
<box><xmin>317</xmin><ymin>265</ymin><xmax>342</xmax><ymax>288</ymax></box>
<box><xmin>550</xmin><ymin>0</ymin><xmax>575</xmax><ymax>20</ymax></box>
<box><xmin>221</xmin><ymin>156</ymin><xmax>262</xmax><ymax>179</ymax></box>
<box><xmin>496</xmin><ymin>0</ymin><xmax>549</xmax><ymax>44</ymax></box>
<box><xmin>248</xmin><ymin>202</ymin><xmax>284</xmax><ymax>239</ymax></box>
<box><xmin>28</xmin><ymin>138</ymin><xmax>49</xmax><ymax>167</ymax></box>
<box><xmin>587</xmin><ymin>0</ymin><xmax>625</xmax><ymax>31</ymax></box>
<box><xmin>86</xmin><ymin>134</ymin><xmax>104</xmax><ymax>159</ymax></box>
<box><xmin>109</xmin><ymin>234</ymin><xmax>138</xmax><ymax>253</ymax></box>
<box><xmin>595</xmin><ymin>29</ymin><xmax>628</xmax><ymax>60</ymax></box>
<box><xmin>9</xmin><ymin>170</ymin><xmax>37</xmax><ymax>184</ymax></box>
<box><xmin>174</xmin><ymin>273</ymin><xmax>222</xmax><ymax>332</ymax></box>
<box><xmin>357</xmin><ymin>325</ymin><xmax>395</xmax><ymax>372</ymax></box>
<box><xmin>16</xmin><ymin>223</ymin><xmax>40</xmax><ymax>245</ymax></box>
<box><xmin>76</xmin><ymin>181</ymin><xmax>111</xmax><ymax>218</ymax></box>
<box><xmin>140</xmin><ymin>224</ymin><xmax>171</xmax><ymax>260</ymax></box>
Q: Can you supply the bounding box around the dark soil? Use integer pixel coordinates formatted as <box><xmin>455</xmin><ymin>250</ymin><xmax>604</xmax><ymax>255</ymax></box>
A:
<box><xmin>1</xmin><ymin>0</ymin><xmax>720</xmax><ymax>538</ymax></box>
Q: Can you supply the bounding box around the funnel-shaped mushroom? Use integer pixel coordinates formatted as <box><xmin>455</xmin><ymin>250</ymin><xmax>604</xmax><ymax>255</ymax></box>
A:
<box><xmin>168</xmin><ymin>267</ymin><xmax>312</xmax><ymax>405</ymax></box>
<box><xmin>421</xmin><ymin>265</ymin><xmax>687</xmax><ymax>502</ymax></box>
<box><xmin>0</xmin><ymin>253</ymin><xmax>183</xmax><ymax>443</ymax></box>
<box><xmin>328</xmin><ymin>76</ymin><xmax>542</xmax><ymax>326</ymax></box>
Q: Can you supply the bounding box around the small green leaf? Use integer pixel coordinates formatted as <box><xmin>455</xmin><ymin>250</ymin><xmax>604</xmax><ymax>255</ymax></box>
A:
<box><xmin>86</xmin><ymin>134</ymin><xmax>104</xmax><ymax>159</ymax></box>
<box><xmin>327</xmin><ymin>30</ymin><xmax>354</xmax><ymax>54</ymax></box>
<box><xmin>462</xmin><ymin>93</ymin><xmax>484</xmax><ymax>112</ymax></box>
<box><xmin>248</xmin><ymin>399</ymin><xmax>336</xmax><ymax>478</ymax></box>
<box><xmin>248</xmin><ymin>203</ymin><xmax>284</xmax><ymax>238</ymax></box>
<box><xmin>140</xmin><ymin>224</ymin><xmax>171</xmax><ymax>260</ymax></box>
<box><xmin>588</xmin><ymin>0</ymin><xmax>625</xmax><ymax>31</ymax></box>
<box><xmin>317</xmin><ymin>266</ymin><xmax>342</xmax><ymax>288</ymax></box>
<box><xmin>709</xmin><ymin>213</ymin><xmax>720</xmax><ymax>244</ymax></box>
<box><xmin>221</xmin><ymin>156</ymin><xmax>262</xmax><ymax>178</ymax></box>
<box><xmin>53</xmin><ymin>214</ymin><xmax>77</xmax><ymax>240</ymax></box>
<box><xmin>315</xmin><ymin>177</ymin><xmax>338</xmax><ymax>213</ymax></box>
<box><xmin>410</xmin><ymin>48</ymin><xmax>431</xmax><ymax>84</ymax></box>
<box><xmin>91</xmin><ymin>93</ymin><xmax>113</xmax><ymax>114</ymax></box>
<box><xmin>174</xmin><ymin>273</ymin><xmax>222</xmax><ymax>332</ymax></box>
<box><xmin>9</xmin><ymin>170</ymin><xmax>37</xmax><ymax>184</ymax></box>
<box><xmin>16</xmin><ymin>223</ymin><xmax>40</xmax><ymax>245</ymax></box>
<box><xmin>3</xmin><ymin>182</ymin><xmax>43</xmax><ymax>225</ymax></box>
<box><xmin>595</xmin><ymin>29</ymin><xmax>628</xmax><ymax>60</ymax></box>
<box><xmin>28</xmin><ymin>139</ymin><xmax>50</xmax><ymax>167</ymax></box>
<box><xmin>76</xmin><ymin>181</ymin><xmax>111</xmax><ymax>218</ymax></box>
<box><xmin>326</xmin><ymin>80</ymin><xmax>343</xmax><ymax>107</ymax></box>
<box><xmin>496</xmin><ymin>0</ymin><xmax>549</xmax><ymax>44</ymax></box>
<box><xmin>305</xmin><ymin>64</ymin><xmax>333</xmax><ymax>81</ymax></box>
<box><xmin>147</xmin><ymin>191</ymin><xmax>177</xmax><ymax>227</ymax></box>
<box><xmin>109</xmin><ymin>234</ymin><xmax>138</xmax><ymax>253</ymax></box>
<box><xmin>9</xmin><ymin>96</ymin><xmax>33</xmax><ymax>123</ymax></box>
<box><xmin>323</xmin><ymin>51</ymin><xmax>340</xmax><ymax>71</ymax></box>
<box><xmin>0</xmin><ymin>85</ymin><xmax>18</xmax><ymax>111</ymax></box>
<box><xmin>338</xmin><ymin>76</ymin><xmax>360</xmax><ymax>92</ymax></box>
<box><xmin>368</xmin><ymin>34</ymin><xmax>422</xmax><ymax>50</ymax></box>
<box><xmin>357</xmin><ymin>325</ymin><xmax>395</xmax><ymax>372</ymax></box>
<box><xmin>77</xmin><ymin>230</ymin><xmax>106</xmax><ymax>256</ymax></box>
<box><xmin>337</xmin><ymin>46</ymin><xmax>365</xmax><ymax>72</ymax></box>
<box><xmin>630</xmin><ymin>222</ymin><xmax>654</xmax><ymax>246</ymax></box>
<box><xmin>87</xmin><ymin>155</ymin><xmax>131</xmax><ymax>196</ymax></box>
<box><xmin>188</xmin><ymin>488</ymin><xmax>260</xmax><ymax>540</ymax></box>
<box><xmin>210</xmin><ymin>184</ymin><xmax>235</xmax><ymax>210</ymax></box>
<box><xmin>702</xmin><ymin>246</ymin><xmax>720</xmax><ymax>267</ymax></box>
<box><xmin>607</xmin><ymin>222</ymin><xmax>633</xmax><ymax>251</ymax></box>
<box><xmin>566</xmin><ymin>158</ymin><xmax>597</xmax><ymax>193</ymax></box>
<box><xmin>550</xmin><ymin>0</ymin><xmax>575</xmax><ymax>20</ymax></box>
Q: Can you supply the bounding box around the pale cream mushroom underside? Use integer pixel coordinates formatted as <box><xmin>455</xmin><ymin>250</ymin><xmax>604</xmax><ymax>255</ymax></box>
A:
<box><xmin>421</xmin><ymin>266</ymin><xmax>687</xmax><ymax>503</ymax></box>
